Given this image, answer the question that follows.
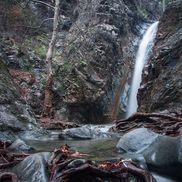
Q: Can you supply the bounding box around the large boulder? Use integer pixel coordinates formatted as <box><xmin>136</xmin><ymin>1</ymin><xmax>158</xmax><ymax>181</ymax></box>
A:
<box><xmin>116</xmin><ymin>128</ymin><xmax>182</xmax><ymax>178</ymax></box>
<box><xmin>116</xmin><ymin>128</ymin><xmax>159</xmax><ymax>153</ymax></box>
<box><xmin>143</xmin><ymin>135</ymin><xmax>182</xmax><ymax>178</ymax></box>
<box><xmin>12</xmin><ymin>152</ymin><xmax>50</xmax><ymax>182</ymax></box>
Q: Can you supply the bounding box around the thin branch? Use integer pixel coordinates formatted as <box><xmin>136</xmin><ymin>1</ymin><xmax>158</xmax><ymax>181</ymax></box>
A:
<box><xmin>13</xmin><ymin>0</ymin><xmax>30</xmax><ymax>9</ymax></box>
<box><xmin>32</xmin><ymin>0</ymin><xmax>55</xmax><ymax>9</ymax></box>
<box><xmin>16</xmin><ymin>18</ymin><xmax>54</xmax><ymax>29</ymax></box>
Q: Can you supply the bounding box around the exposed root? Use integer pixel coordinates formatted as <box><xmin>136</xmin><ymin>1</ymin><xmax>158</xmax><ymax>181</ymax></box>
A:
<box><xmin>48</xmin><ymin>144</ymin><xmax>156</xmax><ymax>182</ymax></box>
<box><xmin>38</xmin><ymin>117</ymin><xmax>80</xmax><ymax>129</ymax></box>
<box><xmin>0</xmin><ymin>140</ymin><xmax>28</xmax><ymax>181</ymax></box>
<box><xmin>0</xmin><ymin>172</ymin><xmax>20</xmax><ymax>182</ymax></box>
<box><xmin>109</xmin><ymin>112</ymin><xmax>182</xmax><ymax>136</ymax></box>
<box><xmin>0</xmin><ymin>140</ymin><xmax>156</xmax><ymax>182</ymax></box>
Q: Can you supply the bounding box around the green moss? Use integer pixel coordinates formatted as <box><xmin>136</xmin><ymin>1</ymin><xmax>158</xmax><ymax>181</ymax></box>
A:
<box><xmin>137</xmin><ymin>7</ymin><xmax>149</xmax><ymax>18</ymax></box>
<box><xmin>0</xmin><ymin>60</ymin><xmax>9</xmax><ymax>77</ymax></box>
<box><xmin>22</xmin><ymin>6</ymin><xmax>42</xmax><ymax>28</ymax></box>
<box><xmin>21</xmin><ymin>34</ymin><xmax>49</xmax><ymax>60</ymax></box>
<box><xmin>80</xmin><ymin>59</ymin><xmax>87</xmax><ymax>66</ymax></box>
<box><xmin>62</xmin><ymin>61</ymin><xmax>73</xmax><ymax>72</ymax></box>
<box><xmin>35</xmin><ymin>45</ymin><xmax>47</xmax><ymax>58</ymax></box>
<box><xmin>69</xmin><ymin>44</ymin><xmax>77</xmax><ymax>54</ymax></box>
<box><xmin>0</xmin><ymin>60</ymin><xmax>7</xmax><ymax>70</ymax></box>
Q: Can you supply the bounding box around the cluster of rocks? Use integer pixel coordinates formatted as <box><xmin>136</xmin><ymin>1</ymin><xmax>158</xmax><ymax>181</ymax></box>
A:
<box><xmin>117</xmin><ymin>128</ymin><xmax>182</xmax><ymax>179</ymax></box>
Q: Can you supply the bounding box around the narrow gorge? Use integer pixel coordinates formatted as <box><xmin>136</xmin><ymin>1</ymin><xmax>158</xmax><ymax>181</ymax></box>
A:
<box><xmin>0</xmin><ymin>0</ymin><xmax>181</xmax><ymax>182</ymax></box>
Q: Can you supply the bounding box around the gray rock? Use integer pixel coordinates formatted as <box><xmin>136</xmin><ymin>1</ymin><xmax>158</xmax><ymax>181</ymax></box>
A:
<box><xmin>116</xmin><ymin>128</ymin><xmax>159</xmax><ymax>153</ymax></box>
<box><xmin>54</xmin><ymin>0</ymin><xmax>162</xmax><ymax>124</ymax></box>
<box><xmin>12</xmin><ymin>152</ymin><xmax>51</xmax><ymax>182</ymax></box>
<box><xmin>143</xmin><ymin>135</ymin><xmax>182</xmax><ymax>178</ymax></box>
<box><xmin>59</xmin><ymin>124</ymin><xmax>118</xmax><ymax>139</ymax></box>
<box><xmin>116</xmin><ymin>128</ymin><xmax>182</xmax><ymax>178</ymax></box>
<box><xmin>0</xmin><ymin>130</ymin><xmax>17</xmax><ymax>141</ymax></box>
<box><xmin>8</xmin><ymin>139</ymin><xmax>34</xmax><ymax>152</ymax></box>
<box><xmin>0</xmin><ymin>59</ymin><xmax>38</xmax><ymax>138</ymax></box>
<box><xmin>178</xmin><ymin>137</ymin><xmax>182</xmax><ymax>163</ymax></box>
<box><xmin>138</xmin><ymin>1</ymin><xmax>182</xmax><ymax>114</ymax></box>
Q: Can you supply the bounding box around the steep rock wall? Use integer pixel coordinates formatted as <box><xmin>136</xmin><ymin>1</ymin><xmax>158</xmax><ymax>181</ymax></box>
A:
<box><xmin>0</xmin><ymin>0</ymin><xmax>162</xmax><ymax>124</ymax></box>
<box><xmin>138</xmin><ymin>0</ymin><xmax>182</xmax><ymax>114</ymax></box>
<box><xmin>54</xmin><ymin>0</ymin><xmax>162</xmax><ymax>123</ymax></box>
<box><xmin>0</xmin><ymin>57</ymin><xmax>37</xmax><ymax>140</ymax></box>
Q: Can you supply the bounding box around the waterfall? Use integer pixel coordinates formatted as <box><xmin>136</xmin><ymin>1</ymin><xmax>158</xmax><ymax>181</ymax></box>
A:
<box><xmin>127</xmin><ymin>21</ymin><xmax>159</xmax><ymax>117</ymax></box>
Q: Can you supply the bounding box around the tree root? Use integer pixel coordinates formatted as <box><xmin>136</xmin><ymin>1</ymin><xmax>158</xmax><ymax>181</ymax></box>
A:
<box><xmin>38</xmin><ymin>117</ymin><xmax>80</xmax><ymax>130</ymax></box>
<box><xmin>109</xmin><ymin>112</ymin><xmax>182</xmax><ymax>136</ymax></box>
<box><xmin>0</xmin><ymin>140</ymin><xmax>156</xmax><ymax>182</ymax></box>
<box><xmin>0</xmin><ymin>172</ymin><xmax>20</xmax><ymax>182</ymax></box>
<box><xmin>48</xmin><ymin>145</ymin><xmax>156</xmax><ymax>182</ymax></box>
<box><xmin>0</xmin><ymin>140</ymin><xmax>28</xmax><ymax>181</ymax></box>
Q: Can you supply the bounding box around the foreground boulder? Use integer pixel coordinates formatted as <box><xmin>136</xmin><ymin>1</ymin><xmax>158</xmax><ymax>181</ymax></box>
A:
<box><xmin>117</xmin><ymin>128</ymin><xmax>182</xmax><ymax>178</ymax></box>
<box><xmin>12</xmin><ymin>152</ymin><xmax>50</xmax><ymax>182</ymax></box>
<box><xmin>116</xmin><ymin>128</ymin><xmax>159</xmax><ymax>153</ymax></box>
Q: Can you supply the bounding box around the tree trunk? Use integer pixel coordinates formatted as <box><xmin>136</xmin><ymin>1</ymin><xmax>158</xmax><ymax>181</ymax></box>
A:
<box><xmin>163</xmin><ymin>0</ymin><xmax>166</xmax><ymax>12</ymax></box>
<box><xmin>42</xmin><ymin>0</ymin><xmax>60</xmax><ymax>117</ymax></box>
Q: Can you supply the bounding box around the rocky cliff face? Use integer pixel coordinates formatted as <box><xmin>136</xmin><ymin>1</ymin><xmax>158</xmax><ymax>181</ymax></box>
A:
<box><xmin>54</xmin><ymin>0</ymin><xmax>162</xmax><ymax>123</ymax></box>
<box><xmin>0</xmin><ymin>57</ymin><xmax>37</xmax><ymax>140</ymax></box>
<box><xmin>0</xmin><ymin>0</ymin><xmax>162</xmax><ymax>124</ymax></box>
<box><xmin>138</xmin><ymin>1</ymin><xmax>182</xmax><ymax>114</ymax></box>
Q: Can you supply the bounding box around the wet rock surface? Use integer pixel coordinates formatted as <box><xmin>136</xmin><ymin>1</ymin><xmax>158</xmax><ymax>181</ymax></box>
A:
<box><xmin>117</xmin><ymin>128</ymin><xmax>182</xmax><ymax>179</ymax></box>
<box><xmin>59</xmin><ymin>124</ymin><xmax>119</xmax><ymax>139</ymax></box>
<box><xmin>138</xmin><ymin>0</ymin><xmax>182</xmax><ymax>114</ymax></box>
<box><xmin>12</xmin><ymin>152</ymin><xmax>50</xmax><ymax>182</ymax></box>
<box><xmin>8</xmin><ymin>138</ymin><xmax>34</xmax><ymax>152</ymax></box>
<box><xmin>0</xmin><ymin>139</ymin><xmax>157</xmax><ymax>182</ymax></box>
<box><xmin>116</xmin><ymin>128</ymin><xmax>159</xmax><ymax>153</ymax></box>
<box><xmin>0</xmin><ymin>59</ymin><xmax>37</xmax><ymax>135</ymax></box>
<box><xmin>0</xmin><ymin>55</ymin><xmax>49</xmax><ymax>142</ymax></box>
<box><xmin>143</xmin><ymin>136</ymin><xmax>182</xmax><ymax>178</ymax></box>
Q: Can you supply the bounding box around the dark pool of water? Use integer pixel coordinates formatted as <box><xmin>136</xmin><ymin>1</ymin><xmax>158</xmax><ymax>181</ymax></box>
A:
<box><xmin>26</xmin><ymin>138</ymin><xmax>119</xmax><ymax>161</ymax></box>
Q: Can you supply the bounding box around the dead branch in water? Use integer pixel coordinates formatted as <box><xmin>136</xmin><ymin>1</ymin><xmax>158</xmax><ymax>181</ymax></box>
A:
<box><xmin>109</xmin><ymin>112</ymin><xmax>182</xmax><ymax>136</ymax></box>
<box><xmin>48</xmin><ymin>144</ymin><xmax>156</xmax><ymax>182</ymax></box>
<box><xmin>0</xmin><ymin>140</ymin><xmax>28</xmax><ymax>182</ymax></box>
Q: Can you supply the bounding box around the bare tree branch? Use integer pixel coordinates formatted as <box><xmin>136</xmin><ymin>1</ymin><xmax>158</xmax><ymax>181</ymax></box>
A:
<box><xmin>42</xmin><ymin>0</ymin><xmax>60</xmax><ymax>117</ymax></box>
<box><xmin>16</xmin><ymin>18</ymin><xmax>54</xmax><ymax>29</ymax></box>
<box><xmin>32</xmin><ymin>0</ymin><xmax>55</xmax><ymax>9</ymax></box>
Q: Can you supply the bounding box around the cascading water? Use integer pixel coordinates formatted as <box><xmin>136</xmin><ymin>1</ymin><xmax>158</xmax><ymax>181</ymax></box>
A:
<box><xmin>127</xmin><ymin>21</ymin><xmax>159</xmax><ymax>117</ymax></box>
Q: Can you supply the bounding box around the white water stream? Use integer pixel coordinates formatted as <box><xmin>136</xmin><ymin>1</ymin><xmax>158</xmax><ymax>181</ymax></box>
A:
<box><xmin>127</xmin><ymin>22</ymin><xmax>159</xmax><ymax>117</ymax></box>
